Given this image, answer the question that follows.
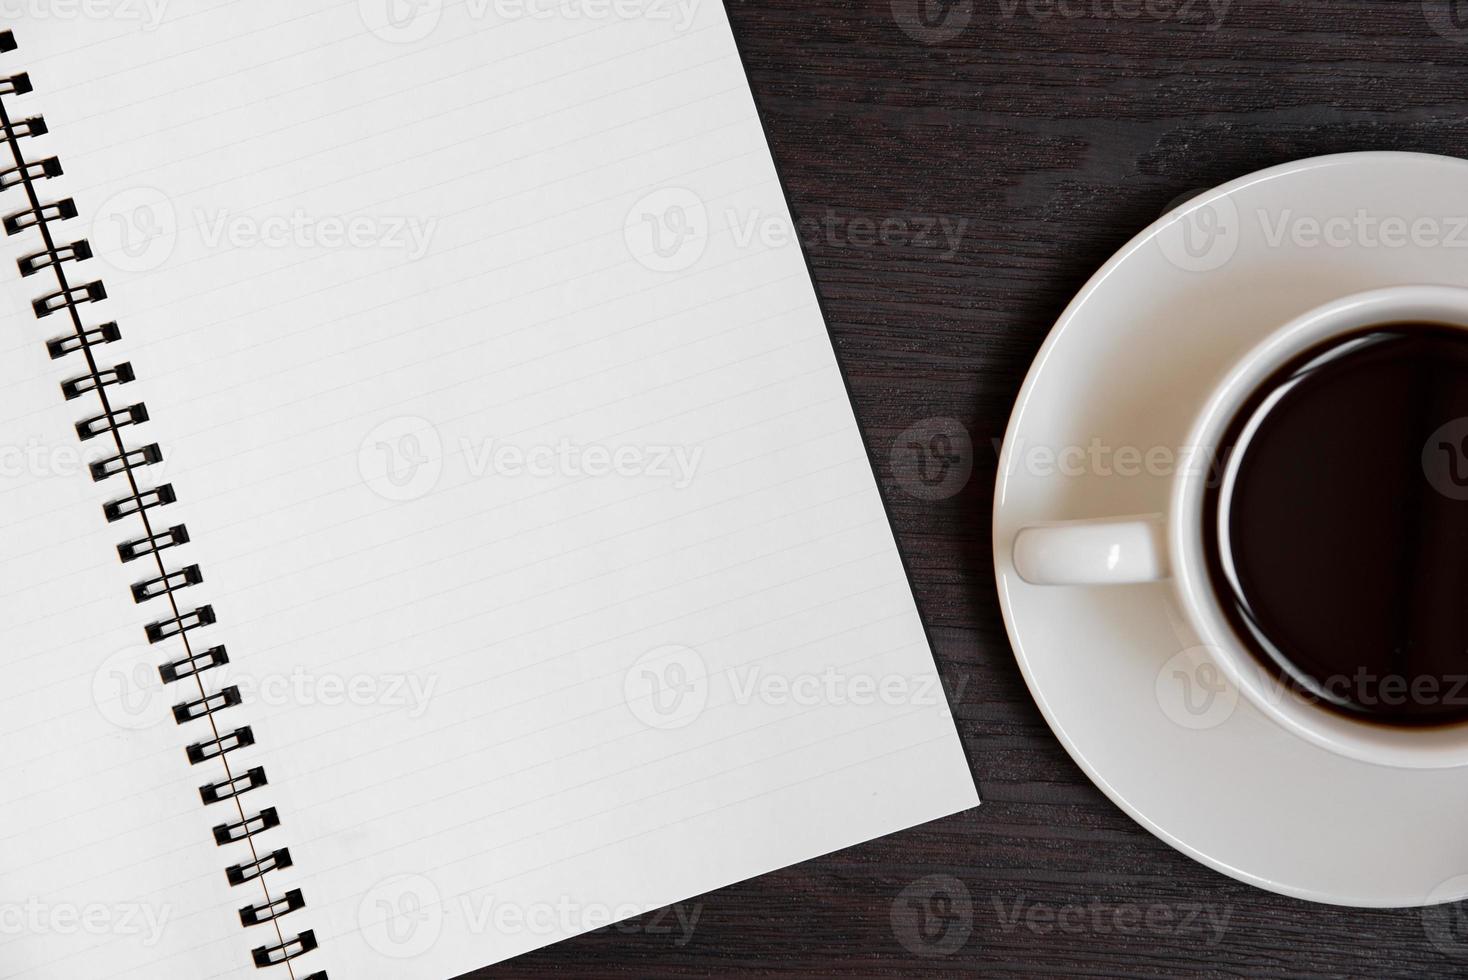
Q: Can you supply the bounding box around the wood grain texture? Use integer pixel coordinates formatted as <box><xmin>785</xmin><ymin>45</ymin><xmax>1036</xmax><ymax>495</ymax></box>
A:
<box><xmin>464</xmin><ymin>1</ymin><xmax>1468</xmax><ymax>975</ymax></box>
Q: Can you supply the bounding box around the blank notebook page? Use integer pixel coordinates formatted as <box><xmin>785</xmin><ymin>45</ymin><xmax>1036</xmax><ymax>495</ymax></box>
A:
<box><xmin>6</xmin><ymin>2</ymin><xmax>978</xmax><ymax>977</ymax></box>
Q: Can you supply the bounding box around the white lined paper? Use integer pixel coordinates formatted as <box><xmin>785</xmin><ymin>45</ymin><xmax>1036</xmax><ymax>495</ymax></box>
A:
<box><xmin>1</xmin><ymin>3</ymin><xmax>977</xmax><ymax>976</ymax></box>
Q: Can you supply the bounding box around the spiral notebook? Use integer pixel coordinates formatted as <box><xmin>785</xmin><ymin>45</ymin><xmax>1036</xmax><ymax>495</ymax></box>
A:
<box><xmin>0</xmin><ymin>4</ymin><xmax>978</xmax><ymax>978</ymax></box>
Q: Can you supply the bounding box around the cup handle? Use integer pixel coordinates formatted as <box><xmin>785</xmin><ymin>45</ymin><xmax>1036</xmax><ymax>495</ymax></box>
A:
<box><xmin>1012</xmin><ymin>515</ymin><xmax>1169</xmax><ymax>585</ymax></box>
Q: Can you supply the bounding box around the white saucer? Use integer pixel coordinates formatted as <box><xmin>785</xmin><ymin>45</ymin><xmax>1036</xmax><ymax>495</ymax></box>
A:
<box><xmin>993</xmin><ymin>151</ymin><xmax>1468</xmax><ymax>908</ymax></box>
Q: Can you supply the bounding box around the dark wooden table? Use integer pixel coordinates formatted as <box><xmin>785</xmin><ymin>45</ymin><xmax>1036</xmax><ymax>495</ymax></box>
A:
<box><xmin>474</xmin><ymin>1</ymin><xmax>1468</xmax><ymax>975</ymax></box>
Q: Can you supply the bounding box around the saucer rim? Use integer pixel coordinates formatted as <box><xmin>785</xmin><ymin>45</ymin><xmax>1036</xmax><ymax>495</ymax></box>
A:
<box><xmin>991</xmin><ymin>150</ymin><xmax>1468</xmax><ymax>909</ymax></box>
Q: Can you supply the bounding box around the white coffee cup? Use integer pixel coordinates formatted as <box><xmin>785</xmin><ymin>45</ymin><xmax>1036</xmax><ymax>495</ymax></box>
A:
<box><xmin>1011</xmin><ymin>284</ymin><xmax>1468</xmax><ymax>769</ymax></box>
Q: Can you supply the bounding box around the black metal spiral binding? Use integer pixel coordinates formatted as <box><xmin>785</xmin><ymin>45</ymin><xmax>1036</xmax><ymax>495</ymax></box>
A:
<box><xmin>0</xmin><ymin>31</ymin><xmax>324</xmax><ymax>979</ymax></box>
<box><xmin>242</xmin><ymin>888</ymin><xmax>307</xmax><ymax>927</ymax></box>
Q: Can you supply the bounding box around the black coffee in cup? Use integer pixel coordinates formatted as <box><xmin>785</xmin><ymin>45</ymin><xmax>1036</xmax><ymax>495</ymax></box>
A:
<box><xmin>1203</xmin><ymin>324</ymin><xmax>1468</xmax><ymax>726</ymax></box>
